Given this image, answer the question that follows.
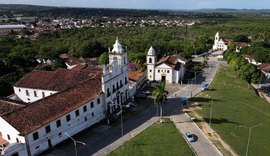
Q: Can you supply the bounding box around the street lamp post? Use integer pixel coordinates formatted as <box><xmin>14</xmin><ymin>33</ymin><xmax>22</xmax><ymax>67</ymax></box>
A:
<box><xmin>111</xmin><ymin>93</ymin><xmax>127</xmax><ymax>138</ymax></box>
<box><xmin>120</xmin><ymin>104</ymin><xmax>123</xmax><ymax>137</ymax></box>
<box><xmin>64</xmin><ymin>132</ymin><xmax>86</xmax><ymax>156</ymax></box>
<box><xmin>245</xmin><ymin>124</ymin><xmax>263</xmax><ymax>156</ymax></box>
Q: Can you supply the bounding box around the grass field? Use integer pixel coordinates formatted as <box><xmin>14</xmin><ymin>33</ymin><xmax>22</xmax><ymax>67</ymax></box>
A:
<box><xmin>109</xmin><ymin>119</ymin><xmax>194</xmax><ymax>156</ymax></box>
<box><xmin>192</xmin><ymin>66</ymin><xmax>270</xmax><ymax>156</ymax></box>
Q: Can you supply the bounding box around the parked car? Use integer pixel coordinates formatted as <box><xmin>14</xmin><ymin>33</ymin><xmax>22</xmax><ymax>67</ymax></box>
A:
<box><xmin>140</xmin><ymin>90</ymin><xmax>151</xmax><ymax>95</ymax></box>
<box><xmin>185</xmin><ymin>132</ymin><xmax>195</xmax><ymax>142</ymax></box>
<box><xmin>135</xmin><ymin>93</ymin><xmax>147</xmax><ymax>98</ymax></box>
<box><xmin>201</xmin><ymin>83</ymin><xmax>209</xmax><ymax>91</ymax></box>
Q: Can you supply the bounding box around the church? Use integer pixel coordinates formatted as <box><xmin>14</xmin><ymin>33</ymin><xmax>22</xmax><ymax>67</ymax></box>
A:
<box><xmin>212</xmin><ymin>32</ymin><xmax>228</xmax><ymax>52</ymax></box>
<box><xmin>146</xmin><ymin>46</ymin><xmax>187</xmax><ymax>84</ymax></box>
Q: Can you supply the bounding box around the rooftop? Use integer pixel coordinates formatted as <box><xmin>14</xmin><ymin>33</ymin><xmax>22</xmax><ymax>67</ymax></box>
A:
<box><xmin>0</xmin><ymin>99</ymin><xmax>25</xmax><ymax>116</ymax></box>
<box><xmin>0</xmin><ymin>136</ymin><xmax>8</xmax><ymax>146</ymax></box>
<box><xmin>258</xmin><ymin>64</ymin><xmax>270</xmax><ymax>73</ymax></box>
<box><xmin>156</xmin><ymin>55</ymin><xmax>186</xmax><ymax>70</ymax></box>
<box><xmin>0</xmin><ymin>24</ymin><xmax>26</xmax><ymax>29</ymax></box>
<box><xmin>2</xmin><ymin>78</ymin><xmax>103</xmax><ymax>135</ymax></box>
<box><xmin>243</xmin><ymin>54</ymin><xmax>256</xmax><ymax>60</ymax></box>
<box><xmin>234</xmin><ymin>42</ymin><xmax>250</xmax><ymax>47</ymax></box>
<box><xmin>128</xmin><ymin>71</ymin><xmax>145</xmax><ymax>82</ymax></box>
<box><xmin>14</xmin><ymin>68</ymin><xmax>101</xmax><ymax>91</ymax></box>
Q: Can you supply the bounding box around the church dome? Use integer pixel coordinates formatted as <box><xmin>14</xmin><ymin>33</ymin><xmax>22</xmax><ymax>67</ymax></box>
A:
<box><xmin>148</xmin><ymin>46</ymin><xmax>156</xmax><ymax>56</ymax></box>
<box><xmin>112</xmin><ymin>38</ymin><xmax>123</xmax><ymax>53</ymax></box>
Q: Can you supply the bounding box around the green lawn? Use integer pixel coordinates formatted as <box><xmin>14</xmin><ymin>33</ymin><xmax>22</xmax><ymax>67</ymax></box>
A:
<box><xmin>192</xmin><ymin>66</ymin><xmax>270</xmax><ymax>156</ymax></box>
<box><xmin>109</xmin><ymin>119</ymin><xmax>194</xmax><ymax>156</ymax></box>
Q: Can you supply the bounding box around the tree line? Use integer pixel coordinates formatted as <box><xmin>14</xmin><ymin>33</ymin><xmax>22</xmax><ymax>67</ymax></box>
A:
<box><xmin>1</xmin><ymin>14</ymin><xmax>270</xmax><ymax>96</ymax></box>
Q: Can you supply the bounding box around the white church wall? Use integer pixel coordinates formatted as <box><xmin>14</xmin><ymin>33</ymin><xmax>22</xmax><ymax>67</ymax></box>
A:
<box><xmin>14</xmin><ymin>86</ymin><xmax>57</xmax><ymax>103</ymax></box>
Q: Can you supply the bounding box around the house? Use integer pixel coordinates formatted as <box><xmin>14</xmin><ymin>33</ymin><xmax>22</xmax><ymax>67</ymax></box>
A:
<box><xmin>128</xmin><ymin>71</ymin><xmax>147</xmax><ymax>97</ymax></box>
<box><xmin>258</xmin><ymin>64</ymin><xmax>270</xmax><ymax>80</ymax></box>
<box><xmin>243</xmin><ymin>54</ymin><xmax>262</xmax><ymax>65</ymax></box>
<box><xmin>146</xmin><ymin>46</ymin><xmax>187</xmax><ymax>84</ymax></box>
<box><xmin>234</xmin><ymin>42</ymin><xmax>250</xmax><ymax>53</ymax></box>
<box><xmin>212</xmin><ymin>32</ymin><xmax>228</xmax><ymax>52</ymax></box>
<box><xmin>0</xmin><ymin>38</ymin><xmax>129</xmax><ymax>156</ymax></box>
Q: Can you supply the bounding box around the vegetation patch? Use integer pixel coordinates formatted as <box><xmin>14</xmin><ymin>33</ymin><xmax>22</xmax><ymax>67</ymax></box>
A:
<box><xmin>192</xmin><ymin>66</ymin><xmax>270</xmax><ymax>156</ymax></box>
<box><xmin>109</xmin><ymin>119</ymin><xmax>194</xmax><ymax>156</ymax></box>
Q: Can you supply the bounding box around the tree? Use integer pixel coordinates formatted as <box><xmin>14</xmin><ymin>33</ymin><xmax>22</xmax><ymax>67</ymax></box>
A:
<box><xmin>98</xmin><ymin>52</ymin><xmax>109</xmax><ymax>65</ymax></box>
<box><xmin>239</xmin><ymin>63</ymin><xmax>257</xmax><ymax>84</ymax></box>
<box><xmin>153</xmin><ymin>81</ymin><xmax>168</xmax><ymax>123</ymax></box>
<box><xmin>234</xmin><ymin>35</ymin><xmax>250</xmax><ymax>42</ymax></box>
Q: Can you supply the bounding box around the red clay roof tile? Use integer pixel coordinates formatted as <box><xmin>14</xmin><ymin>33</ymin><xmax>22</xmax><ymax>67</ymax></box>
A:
<box><xmin>128</xmin><ymin>71</ymin><xmax>145</xmax><ymax>82</ymax></box>
<box><xmin>0</xmin><ymin>99</ymin><xmax>25</xmax><ymax>116</ymax></box>
<box><xmin>2</xmin><ymin>78</ymin><xmax>103</xmax><ymax>135</ymax></box>
<box><xmin>14</xmin><ymin>68</ymin><xmax>100</xmax><ymax>91</ymax></box>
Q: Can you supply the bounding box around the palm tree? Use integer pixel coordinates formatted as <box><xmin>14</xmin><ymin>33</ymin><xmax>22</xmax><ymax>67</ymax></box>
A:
<box><xmin>153</xmin><ymin>81</ymin><xmax>168</xmax><ymax>123</ymax></box>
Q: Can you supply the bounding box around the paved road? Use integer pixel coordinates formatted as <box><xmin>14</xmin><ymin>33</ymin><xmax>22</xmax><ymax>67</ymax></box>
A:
<box><xmin>43</xmin><ymin>60</ymin><xmax>223</xmax><ymax>156</ymax></box>
<box><xmin>165</xmin><ymin>60</ymin><xmax>222</xmax><ymax>156</ymax></box>
<box><xmin>170</xmin><ymin>114</ymin><xmax>221</xmax><ymax>156</ymax></box>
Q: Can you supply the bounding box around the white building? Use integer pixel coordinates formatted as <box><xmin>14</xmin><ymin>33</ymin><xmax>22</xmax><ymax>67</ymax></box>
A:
<box><xmin>0</xmin><ymin>38</ymin><xmax>130</xmax><ymax>156</ymax></box>
<box><xmin>102</xmin><ymin>38</ymin><xmax>129</xmax><ymax>114</ymax></box>
<box><xmin>212</xmin><ymin>32</ymin><xmax>228</xmax><ymax>52</ymax></box>
<box><xmin>146</xmin><ymin>46</ymin><xmax>186</xmax><ymax>84</ymax></box>
<box><xmin>128</xmin><ymin>71</ymin><xmax>147</xmax><ymax>97</ymax></box>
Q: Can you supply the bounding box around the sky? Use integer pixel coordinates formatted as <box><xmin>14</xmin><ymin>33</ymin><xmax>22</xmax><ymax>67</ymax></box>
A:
<box><xmin>1</xmin><ymin>0</ymin><xmax>270</xmax><ymax>10</ymax></box>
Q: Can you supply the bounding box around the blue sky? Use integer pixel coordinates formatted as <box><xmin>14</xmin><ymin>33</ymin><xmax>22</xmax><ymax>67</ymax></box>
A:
<box><xmin>1</xmin><ymin>0</ymin><xmax>270</xmax><ymax>10</ymax></box>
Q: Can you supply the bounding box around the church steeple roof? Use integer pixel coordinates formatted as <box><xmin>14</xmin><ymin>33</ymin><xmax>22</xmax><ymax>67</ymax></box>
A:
<box><xmin>147</xmin><ymin>46</ymin><xmax>156</xmax><ymax>56</ymax></box>
<box><xmin>112</xmin><ymin>37</ymin><xmax>123</xmax><ymax>53</ymax></box>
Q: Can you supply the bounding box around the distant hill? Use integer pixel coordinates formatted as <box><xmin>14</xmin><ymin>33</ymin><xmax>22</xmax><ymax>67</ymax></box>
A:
<box><xmin>0</xmin><ymin>4</ymin><xmax>55</xmax><ymax>12</ymax></box>
<box><xmin>193</xmin><ymin>8</ymin><xmax>270</xmax><ymax>13</ymax></box>
<box><xmin>1</xmin><ymin>4</ymin><xmax>270</xmax><ymax>17</ymax></box>
<box><xmin>0</xmin><ymin>4</ymin><xmax>175</xmax><ymax>17</ymax></box>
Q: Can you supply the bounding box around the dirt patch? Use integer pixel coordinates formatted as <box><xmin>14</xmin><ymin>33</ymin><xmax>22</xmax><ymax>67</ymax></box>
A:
<box><xmin>187</xmin><ymin>107</ymin><xmax>238</xmax><ymax>156</ymax></box>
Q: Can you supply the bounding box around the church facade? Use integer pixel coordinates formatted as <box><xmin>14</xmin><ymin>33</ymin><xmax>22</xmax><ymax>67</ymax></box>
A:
<box><xmin>212</xmin><ymin>32</ymin><xmax>228</xmax><ymax>52</ymax></box>
<box><xmin>146</xmin><ymin>47</ymin><xmax>186</xmax><ymax>84</ymax></box>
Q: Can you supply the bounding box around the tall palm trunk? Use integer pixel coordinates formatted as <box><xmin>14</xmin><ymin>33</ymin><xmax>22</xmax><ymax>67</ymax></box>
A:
<box><xmin>156</xmin><ymin>103</ymin><xmax>159</xmax><ymax>116</ymax></box>
<box><xmin>159</xmin><ymin>104</ymin><xmax>163</xmax><ymax>123</ymax></box>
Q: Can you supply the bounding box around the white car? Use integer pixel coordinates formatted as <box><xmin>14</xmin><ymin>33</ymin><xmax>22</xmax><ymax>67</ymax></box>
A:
<box><xmin>140</xmin><ymin>90</ymin><xmax>151</xmax><ymax>95</ymax></box>
<box><xmin>185</xmin><ymin>132</ymin><xmax>195</xmax><ymax>142</ymax></box>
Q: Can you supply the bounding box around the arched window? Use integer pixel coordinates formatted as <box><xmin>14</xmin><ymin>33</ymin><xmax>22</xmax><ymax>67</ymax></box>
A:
<box><xmin>149</xmin><ymin>58</ymin><xmax>152</xmax><ymax>63</ymax></box>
